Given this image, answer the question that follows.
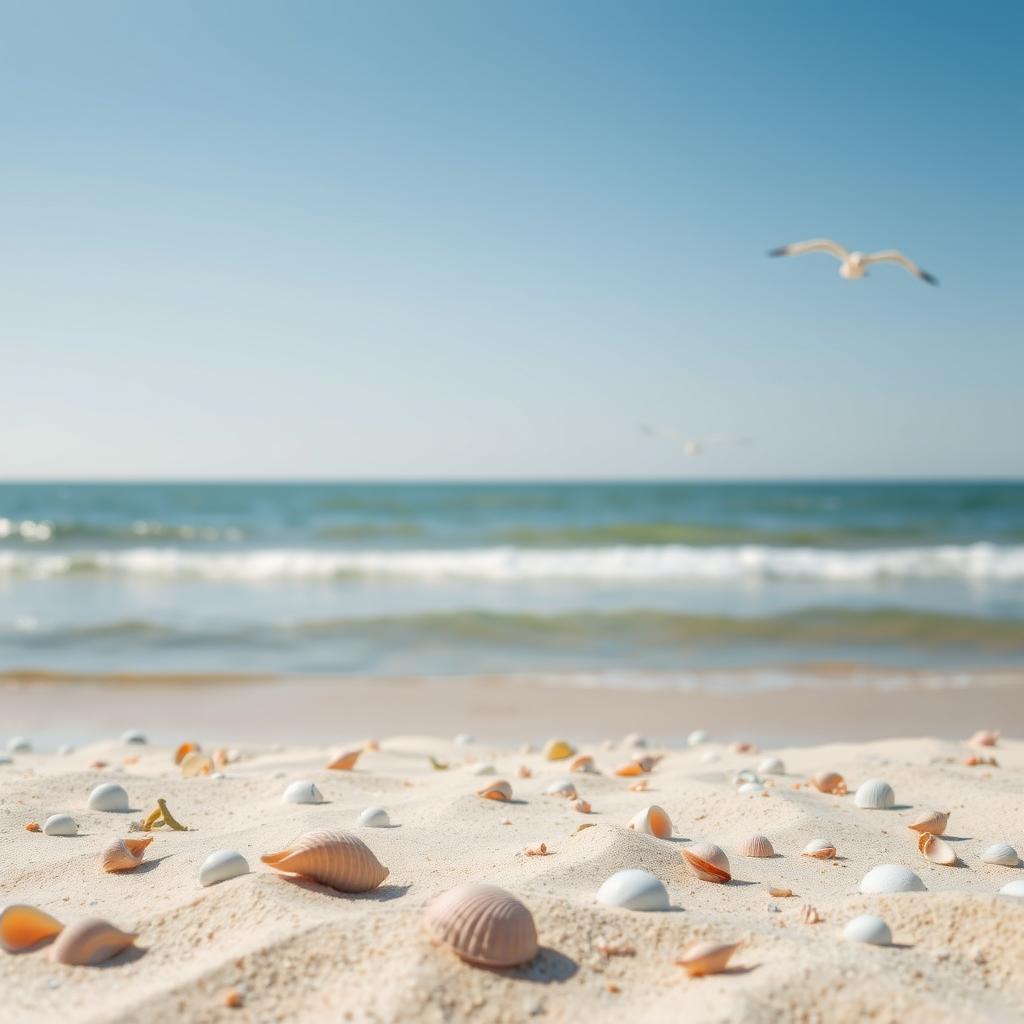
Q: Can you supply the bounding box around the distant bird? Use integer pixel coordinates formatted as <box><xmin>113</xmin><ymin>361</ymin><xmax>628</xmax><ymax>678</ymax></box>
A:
<box><xmin>639</xmin><ymin>423</ymin><xmax>752</xmax><ymax>457</ymax></box>
<box><xmin>768</xmin><ymin>239</ymin><xmax>938</xmax><ymax>285</ymax></box>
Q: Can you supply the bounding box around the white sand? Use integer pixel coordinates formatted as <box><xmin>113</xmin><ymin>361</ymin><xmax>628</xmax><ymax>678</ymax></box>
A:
<box><xmin>1</xmin><ymin>730</ymin><xmax>1022</xmax><ymax>1023</ymax></box>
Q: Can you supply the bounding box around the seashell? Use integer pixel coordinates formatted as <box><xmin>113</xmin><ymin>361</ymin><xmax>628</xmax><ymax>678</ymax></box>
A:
<box><xmin>980</xmin><ymin>842</ymin><xmax>1019</xmax><ymax>867</ymax></box>
<box><xmin>100</xmin><ymin>837</ymin><xmax>152</xmax><ymax>872</ymax></box>
<box><xmin>174</xmin><ymin>741</ymin><xmax>200</xmax><ymax>765</ymax></box>
<box><xmin>120</xmin><ymin>730</ymin><xmax>147</xmax><ymax>745</ymax></box>
<box><xmin>687</xmin><ymin>729</ymin><xmax>709</xmax><ymax>747</ymax></box>
<box><xmin>570</xmin><ymin>755</ymin><xmax>596</xmax><ymax>773</ymax></box>
<box><xmin>363</xmin><ymin>738</ymin><xmax>380</xmax><ymax>752</ymax></box>
<box><xmin>88</xmin><ymin>782</ymin><xmax>130</xmax><ymax>813</ymax></box>
<box><xmin>768</xmin><ymin>884</ymin><xmax>793</xmax><ymax>898</ymax></box>
<box><xmin>454</xmin><ymin>733</ymin><xmax>475</xmax><ymax>746</ymax></box>
<box><xmin>801</xmin><ymin>838</ymin><xmax>836</xmax><ymax>860</ymax></box>
<box><xmin>425</xmin><ymin>883</ymin><xmax>538</xmax><ymax>967</ymax></box>
<box><xmin>758</xmin><ymin>756</ymin><xmax>785</xmax><ymax>775</ymax></box>
<box><xmin>471</xmin><ymin>763</ymin><xmax>497</xmax><ymax>776</ymax></box>
<box><xmin>357</xmin><ymin>806</ymin><xmax>390</xmax><ymax>828</ymax></box>
<box><xmin>622</xmin><ymin>732</ymin><xmax>647</xmax><ymax>749</ymax></box>
<box><xmin>906</xmin><ymin>810</ymin><xmax>949</xmax><ymax>835</ymax></box>
<box><xmin>738</xmin><ymin>834</ymin><xmax>774</xmax><ymax>858</ymax></box>
<box><xmin>596</xmin><ymin>869</ymin><xmax>670</xmax><ymax>911</ymax></box>
<box><xmin>200</xmin><ymin>849</ymin><xmax>250</xmax><ymax>887</ymax></box>
<box><xmin>43</xmin><ymin>814</ymin><xmax>78</xmax><ymax>837</ymax></box>
<box><xmin>628</xmin><ymin>779</ymin><xmax>648</xmax><ymax>792</ymax></box>
<box><xmin>0</xmin><ymin>905</ymin><xmax>64</xmax><ymax>952</ymax></box>
<box><xmin>50</xmin><ymin>918</ymin><xmax>137</xmax><ymax>966</ymax></box>
<box><xmin>544</xmin><ymin>779</ymin><xmax>577</xmax><ymax>799</ymax></box>
<box><xmin>858</xmin><ymin>864</ymin><xmax>926</xmax><ymax>894</ymax></box>
<box><xmin>261</xmin><ymin>828</ymin><xmax>388</xmax><ymax>892</ymax></box>
<box><xmin>729</xmin><ymin>741</ymin><xmax>757</xmax><ymax>754</ymax></box>
<box><xmin>854</xmin><ymin>778</ymin><xmax>895</xmax><ymax>810</ymax></box>
<box><xmin>627</xmin><ymin>805</ymin><xmax>672</xmax><ymax>839</ymax></box>
<box><xmin>918</xmin><ymin>833</ymin><xmax>957</xmax><ymax>866</ymax></box>
<box><xmin>682</xmin><ymin>842</ymin><xmax>731</xmax><ymax>883</ymax></box>
<box><xmin>738</xmin><ymin>781</ymin><xmax>765</xmax><ymax>795</ymax></box>
<box><xmin>543</xmin><ymin>739</ymin><xmax>575</xmax><ymax>761</ymax></box>
<box><xmin>969</xmin><ymin>729</ymin><xmax>999</xmax><ymax>747</ymax></box>
<box><xmin>477</xmin><ymin>779</ymin><xmax>513</xmax><ymax>801</ymax></box>
<box><xmin>180</xmin><ymin>751</ymin><xmax>214</xmax><ymax>777</ymax></box>
<box><xmin>282</xmin><ymin>780</ymin><xmax>324</xmax><ymax>805</ymax></box>
<box><xmin>842</xmin><ymin>914</ymin><xmax>892</xmax><ymax>946</ymax></box>
<box><xmin>732</xmin><ymin>769</ymin><xmax>759</xmax><ymax>786</ymax></box>
<box><xmin>7</xmin><ymin>737</ymin><xmax>32</xmax><ymax>754</ymax></box>
<box><xmin>799</xmin><ymin>904</ymin><xmax>822</xmax><ymax>924</ymax></box>
<box><xmin>1000</xmin><ymin>879</ymin><xmax>1024</xmax><ymax>897</ymax></box>
<box><xmin>810</xmin><ymin>771</ymin><xmax>846</xmax><ymax>795</ymax></box>
<box><xmin>614</xmin><ymin>757</ymin><xmax>654</xmax><ymax>777</ymax></box>
<box><xmin>572</xmin><ymin>798</ymin><xmax>592</xmax><ymax>813</ymax></box>
<box><xmin>675</xmin><ymin>940</ymin><xmax>738</xmax><ymax>977</ymax></box>
<box><xmin>516</xmin><ymin>764</ymin><xmax>532</xmax><ymax>779</ymax></box>
<box><xmin>326</xmin><ymin>749</ymin><xmax>361</xmax><ymax>771</ymax></box>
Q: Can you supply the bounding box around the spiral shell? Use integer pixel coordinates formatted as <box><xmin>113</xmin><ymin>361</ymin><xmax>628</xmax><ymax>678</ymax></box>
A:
<box><xmin>326</xmin><ymin>749</ymin><xmax>361</xmax><ymax>771</ymax></box>
<box><xmin>810</xmin><ymin>771</ymin><xmax>846</xmax><ymax>795</ymax></box>
<box><xmin>681</xmin><ymin>842</ymin><xmax>731</xmax><ymax>883</ymax></box>
<box><xmin>628</xmin><ymin>805</ymin><xmax>673</xmax><ymax>840</ymax></box>
<box><xmin>854</xmin><ymin>778</ymin><xmax>895</xmax><ymax>810</ymax></box>
<box><xmin>676</xmin><ymin>940</ymin><xmax>738</xmax><ymax>977</ymax></box>
<box><xmin>801</xmin><ymin>838</ymin><xmax>836</xmax><ymax>860</ymax></box>
<box><xmin>0</xmin><ymin>905</ymin><xmax>63</xmax><ymax>952</ymax></box>
<box><xmin>477</xmin><ymin>779</ymin><xmax>513</xmax><ymax>802</ymax></box>
<box><xmin>425</xmin><ymin>883</ymin><xmax>538</xmax><ymax>968</ymax></box>
<box><xmin>907</xmin><ymin>810</ymin><xmax>949</xmax><ymax>835</ymax></box>
<box><xmin>50</xmin><ymin>918</ymin><xmax>137</xmax><ymax>966</ymax></box>
<box><xmin>101</xmin><ymin>837</ymin><xmax>152</xmax><ymax>873</ymax></box>
<box><xmin>918</xmin><ymin>832</ymin><xmax>957</xmax><ymax>866</ymax></box>
<box><xmin>543</xmin><ymin>739</ymin><xmax>575</xmax><ymax>761</ymax></box>
<box><xmin>261</xmin><ymin>829</ymin><xmax>388</xmax><ymax>892</ymax></box>
<box><xmin>738</xmin><ymin>834</ymin><xmax>774</xmax><ymax>858</ymax></box>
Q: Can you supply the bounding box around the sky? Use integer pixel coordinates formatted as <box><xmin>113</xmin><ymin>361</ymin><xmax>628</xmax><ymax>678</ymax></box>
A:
<box><xmin>1</xmin><ymin>1</ymin><xmax>1021</xmax><ymax>480</ymax></box>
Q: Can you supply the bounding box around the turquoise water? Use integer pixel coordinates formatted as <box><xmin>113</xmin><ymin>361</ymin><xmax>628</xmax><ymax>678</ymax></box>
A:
<box><xmin>1</xmin><ymin>481</ymin><xmax>1023</xmax><ymax>677</ymax></box>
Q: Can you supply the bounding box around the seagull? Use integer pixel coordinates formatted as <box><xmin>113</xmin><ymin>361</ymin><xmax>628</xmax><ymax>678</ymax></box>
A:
<box><xmin>639</xmin><ymin>423</ymin><xmax>752</xmax><ymax>457</ymax></box>
<box><xmin>768</xmin><ymin>239</ymin><xmax>938</xmax><ymax>285</ymax></box>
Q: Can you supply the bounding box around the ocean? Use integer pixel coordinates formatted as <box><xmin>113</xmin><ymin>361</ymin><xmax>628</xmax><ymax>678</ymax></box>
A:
<box><xmin>1</xmin><ymin>481</ymin><xmax>1023</xmax><ymax>680</ymax></box>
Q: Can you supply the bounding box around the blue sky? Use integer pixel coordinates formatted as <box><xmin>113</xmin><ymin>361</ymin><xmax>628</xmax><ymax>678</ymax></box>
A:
<box><xmin>2</xmin><ymin>1</ymin><xmax>1021</xmax><ymax>479</ymax></box>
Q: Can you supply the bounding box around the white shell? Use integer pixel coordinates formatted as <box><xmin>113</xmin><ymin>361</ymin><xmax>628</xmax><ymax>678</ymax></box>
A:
<box><xmin>87</xmin><ymin>782</ymin><xmax>130</xmax><ymax>812</ymax></box>
<box><xmin>738</xmin><ymin>781</ymin><xmax>765</xmax><ymax>794</ymax></box>
<box><xmin>357</xmin><ymin>806</ymin><xmax>390</xmax><ymax>828</ymax></box>
<box><xmin>199</xmin><ymin>849</ymin><xmax>250</xmax><ymax>887</ymax></box>
<box><xmin>120</xmin><ymin>730</ymin><xmax>147</xmax><ymax>745</ymax></box>
<box><xmin>802</xmin><ymin>838</ymin><xmax>837</xmax><ymax>859</ymax></box>
<box><xmin>981</xmin><ymin>843</ymin><xmax>1019</xmax><ymax>867</ymax></box>
<box><xmin>622</xmin><ymin>732</ymin><xmax>647</xmax><ymax>749</ymax></box>
<box><xmin>859</xmin><ymin>864</ymin><xmax>926</xmax><ymax>894</ymax></box>
<box><xmin>687</xmin><ymin>729</ymin><xmax>709</xmax><ymax>747</ymax></box>
<box><xmin>596</xmin><ymin>869</ymin><xmax>670</xmax><ymax>911</ymax></box>
<box><xmin>758</xmin><ymin>757</ymin><xmax>785</xmax><ymax>775</ymax></box>
<box><xmin>843</xmin><ymin>914</ymin><xmax>892</xmax><ymax>946</ymax></box>
<box><xmin>43</xmin><ymin>814</ymin><xmax>78</xmax><ymax>836</ymax></box>
<box><xmin>854</xmin><ymin>778</ymin><xmax>895</xmax><ymax>810</ymax></box>
<box><xmin>282</xmin><ymin>780</ymin><xmax>324</xmax><ymax>805</ymax></box>
<box><xmin>544</xmin><ymin>778</ymin><xmax>577</xmax><ymax>799</ymax></box>
<box><xmin>627</xmin><ymin>805</ymin><xmax>672</xmax><ymax>839</ymax></box>
<box><xmin>471</xmin><ymin>764</ymin><xmax>497</xmax><ymax>776</ymax></box>
<box><xmin>732</xmin><ymin>769</ymin><xmax>759</xmax><ymax>785</ymax></box>
<box><xmin>999</xmin><ymin>879</ymin><xmax>1024</xmax><ymax>897</ymax></box>
<box><xmin>7</xmin><ymin>737</ymin><xmax>31</xmax><ymax>754</ymax></box>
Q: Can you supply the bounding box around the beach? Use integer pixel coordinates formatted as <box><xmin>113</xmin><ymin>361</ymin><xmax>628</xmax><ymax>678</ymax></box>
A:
<box><xmin>1</xmin><ymin>704</ymin><xmax>1022</xmax><ymax>1023</ymax></box>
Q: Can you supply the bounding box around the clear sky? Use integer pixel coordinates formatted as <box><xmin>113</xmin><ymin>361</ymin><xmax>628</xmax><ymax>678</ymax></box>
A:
<box><xmin>2</xmin><ymin>1</ymin><xmax>1021</xmax><ymax>480</ymax></box>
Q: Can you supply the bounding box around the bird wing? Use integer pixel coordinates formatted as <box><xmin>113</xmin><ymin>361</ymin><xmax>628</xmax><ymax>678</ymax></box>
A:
<box><xmin>861</xmin><ymin>250</ymin><xmax>938</xmax><ymax>285</ymax></box>
<box><xmin>767</xmin><ymin>238</ymin><xmax>849</xmax><ymax>261</ymax></box>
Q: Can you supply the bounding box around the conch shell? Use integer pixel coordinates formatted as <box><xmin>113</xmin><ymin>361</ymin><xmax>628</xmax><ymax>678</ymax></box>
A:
<box><xmin>810</xmin><ymin>771</ymin><xmax>846</xmax><ymax>795</ymax></box>
<box><xmin>50</xmin><ymin>918</ymin><xmax>137</xmax><ymax>966</ymax></box>
<box><xmin>425</xmin><ymin>883</ymin><xmax>538</xmax><ymax>968</ymax></box>
<box><xmin>0</xmin><ymin>905</ymin><xmax>64</xmax><ymax>953</ymax></box>
<box><xmin>918</xmin><ymin>832</ymin><xmax>957</xmax><ymax>866</ymax></box>
<box><xmin>326</xmin><ymin>749</ymin><xmax>361</xmax><ymax>771</ymax></box>
<box><xmin>477</xmin><ymin>779</ymin><xmax>513</xmax><ymax>802</ymax></box>
<box><xmin>627</xmin><ymin>805</ymin><xmax>672</xmax><ymax>840</ymax></box>
<box><xmin>676</xmin><ymin>940</ymin><xmax>738</xmax><ymax>977</ymax></box>
<box><xmin>100</xmin><ymin>837</ymin><xmax>153</xmax><ymax>873</ymax></box>
<box><xmin>681</xmin><ymin>842</ymin><xmax>731</xmax><ymax>883</ymax></box>
<box><xmin>261</xmin><ymin>829</ymin><xmax>389</xmax><ymax>892</ymax></box>
<box><xmin>907</xmin><ymin>810</ymin><xmax>950</xmax><ymax>835</ymax></box>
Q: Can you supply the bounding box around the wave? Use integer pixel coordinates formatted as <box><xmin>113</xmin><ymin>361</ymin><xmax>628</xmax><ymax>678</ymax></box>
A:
<box><xmin>2</xmin><ymin>543</ymin><xmax>1024</xmax><ymax>582</ymax></box>
<box><xmin>0</xmin><ymin>519</ymin><xmax>245</xmax><ymax>543</ymax></box>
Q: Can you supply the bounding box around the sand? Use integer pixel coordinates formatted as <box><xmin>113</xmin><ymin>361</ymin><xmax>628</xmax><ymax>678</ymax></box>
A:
<box><xmin>1</xmin><ymin>711</ymin><xmax>1022</xmax><ymax>1023</ymax></box>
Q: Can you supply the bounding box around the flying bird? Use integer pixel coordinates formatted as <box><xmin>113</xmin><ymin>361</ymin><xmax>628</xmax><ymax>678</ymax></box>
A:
<box><xmin>639</xmin><ymin>423</ymin><xmax>752</xmax><ymax>457</ymax></box>
<box><xmin>768</xmin><ymin>239</ymin><xmax>938</xmax><ymax>285</ymax></box>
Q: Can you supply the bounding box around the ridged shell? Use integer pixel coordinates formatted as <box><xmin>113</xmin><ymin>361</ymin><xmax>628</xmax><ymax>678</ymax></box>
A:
<box><xmin>200</xmin><ymin>849</ymin><xmax>250</xmax><ymax>887</ymax></box>
<box><xmin>738</xmin><ymin>834</ymin><xmax>774</xmax><ymax>858</ymax></box>
<box><xmin>282</xmin><ymin>780</ymin><xmax>324</xmax><ymax>805</ymax></box>
<box><xmin>543</xmin><ymin>739</ymin><xmax>574</xmax><ymax>761</ymax></box>
<box><xmin>614</xmin><ymin>757</ymin><xmax>654</xmax><ymax>777</ymax></box>
<box><xmin>0</xmin><ymin>905</ymin><xmax>63</xmax><ymax>952</ymax></box>
<box><xmin>687</xmin><ymin>729</ymin><xmax>709</xmax><ymax>747</ymax></box>
<box><xmin>261</xmin><ymin>828</ymin><xmax>388</xmax><ymax>892</ymax></box>
<box><xmin>758</xmin><ymin>757</ymin><xmax>785</xmax><ymax>775</ymax></box>
<box><xmin>101</xmin><ymin>837</ymin><xmax>152</xmax><ymax>872</ymax></box>
<box><xmin>918</xmin><ymin>833</ymin><xmax>957</xmax><ymax>866</ymax></box>
<box><xmin>326</xmin><ymin>749</ymin><xmax>361</xmax><ymax>771</ymax></box>
<box><xmin>907</xmin><ymin>810</ymin><xmax>949</xmax><ymax>835</ymax></box>
<box><xmin>682</xmin><ymin>843</ymin><xmax>731</xmax><ymax>883</ymax></box>
<box><xmin>628</xmin><ymin>805</ymin><xmax>673</xmax><ymax>840</ymax></box>
<box><xmin>87</xmin><ymin>783</ymin><xmax>129</xmax><ymax>813</ymax></box>
<box><xmin>801</xmin><ymin>838</ymin><xmax>836</xmax><ymax>859</ymax></box>
<box><xmin>858</xmin><ymin>864</ymin><xmax>926</xmax><ymax>894</ymax></box>
<box><xmin>810</xmin><ymin>771</ymin><xmax>846</xmax><ymax>795</ymax></box>
<box><xmin>477</xmin><ymin>779</ymin><xmax>513</xmax><ymax>801</ymax></box>
<box><xmin>854</xmin><ymin>778</ymin><xmax>895</xmax><ymax>810</ymax></box>
<box><xmin>596</xmin><ymin>869</ymin><xmax>670</xmax><ymax>911</ymax></box>
<box><xmin>570</xmin><ymin>755</ymin><xmax>596</xmax><ymax>773</ymax></box>
<box><xmin>676</xmin><ymin>940</ymin><xmax>738</xmax><ymax>976</ymax></box>
<box><xmin>842</xmin><ymin>915</ymin><xmax>892</xmax><ymax>946</ymax></box>
<box><xmin>120</xmin><ymin>730</ymin><xmax>147</xmax><ymax>745</ymax></box>
<box><xmin>425</xmin><ymin>884</ymin><xmax>538</xmax><ymax>967</ymax></box>
<box><xmin>544</xmin><ymin>779</ymin><xmax>577</xmax><ymax>799</ymax></box>
<box><xmin>50</xmin><ymin>918</ymin><xmax>137</xmax><ymax>966</ymax></box>
<box><xmin>981</xmin><ymin>842</ymin><xmax>1019</xmax><ymax>867</ymax></box>
<box><xmin>357</xmin><ymin>806</ymin><xmax>390</xmax><ymax>828</ymax></box>
<box><xmin>181</xmin><ymin>751</ymin><xmax>214</xmax><ymax>777</ymax></box>
<box><xmin>1000</xmin><ymin>879</ymin><xmax>1024</xmax><ymax>897</ymax></box>
<box><xmin>43</xmin><ymin>814</ymin><xmax>78</xmax><ymax>837</ymax></box>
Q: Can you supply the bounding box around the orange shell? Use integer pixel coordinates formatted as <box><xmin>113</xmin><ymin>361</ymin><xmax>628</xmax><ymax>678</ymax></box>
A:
<box><xmin>0</xmin><ymin>905</ymin><xmax>64</xmax><ymax>953</ymax></box>
<box><xmin>100</xmin><ymin>837</ymin><xmax>153</xmax><ymax>873</ymax></box>
<box><xmin>425</xmin><ymin>883</ymin><xmax>538</xmax><ymax>968</ymax></box>
<box><xmin>810</xmin><ymin>771</ymin><xmax>846</xmax><ymax>795</ymax></box>
<box><xmin>906</xmin><ymin>810</ymin><xmax>950</xmax><ymax>835</ymax></box>
<box><xmin>326</xmin><ymin>749</ymin><xmax>361</xmax><ymax>771</ymax></box>
<box><xmin>682</xmin><ymin>842</ymin><xmax>731</xmax><ymax>883</ymax></box>
<box><xmin>174</xmin><ymin>741</ymin><xmax>200</xmax><ymax>765</ymax></box>
<box><xmin>628</xmin><ymin>805</ymin><xmax>672</xmax><ymax>839</ymax></box>
<box><xmin>614</xmin><ymin>757</ymin><xmax>654</xmax><ymax>777</ymax></box>
<box><xmin>50</xmin><ymin>918</ymin><xmax>137</xmax><ymax>966</ymax></box>
<box><xmin>676</xmin><ymin>940</ymin><xmax>738</xmax><ymax>977</ymax></box>
<box><xmin>570</xmin><ymin>755</ymin><xmax>596</xmax><ymax>773</ymax></box>
<box><xmin>261</xmin><ymin>828</ymin><xmax>389</xmax><ymax>892</ymax></box>
<box><xmin>477</xmin><ymin>779</ymin><xmax>513</xmax><ymax>801</ymax></box>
